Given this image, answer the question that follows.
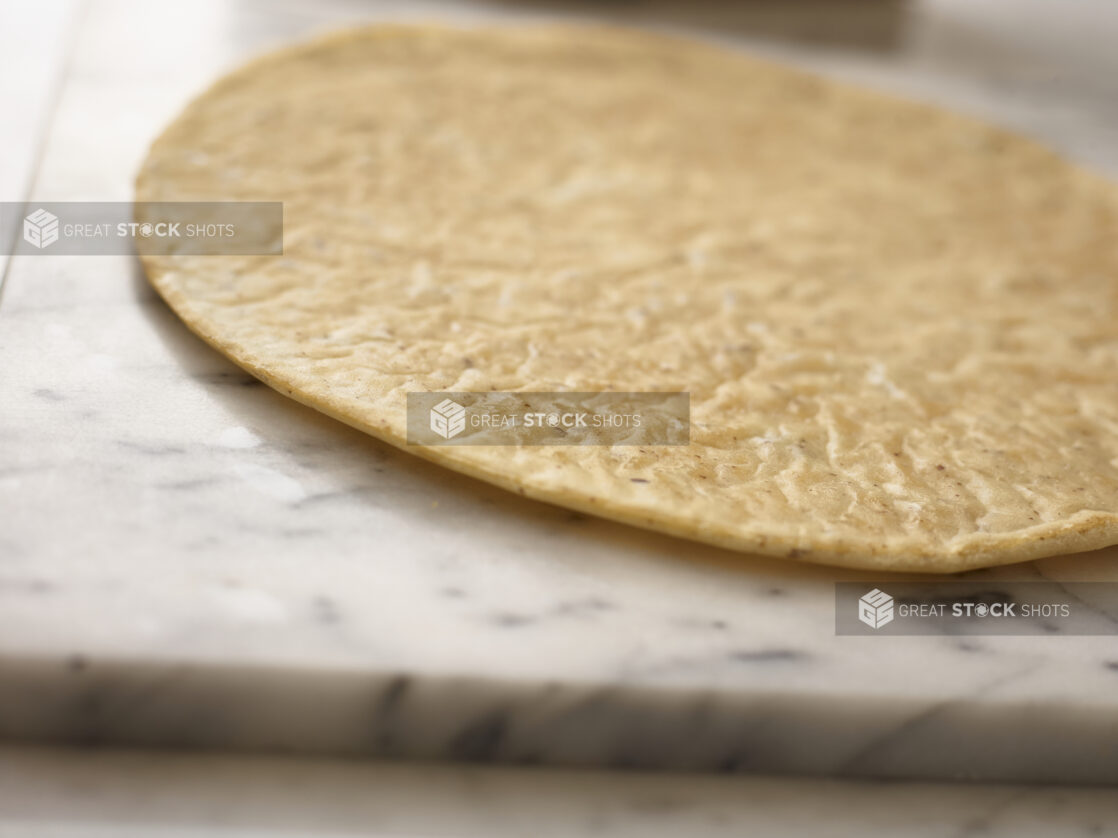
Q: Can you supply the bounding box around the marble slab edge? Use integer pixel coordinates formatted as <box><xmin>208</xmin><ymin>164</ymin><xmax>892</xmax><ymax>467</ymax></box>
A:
<box><xmin>0</xmin><ymin>654</ymin><xmax>1114</xmax><ymax>785</ymax></box>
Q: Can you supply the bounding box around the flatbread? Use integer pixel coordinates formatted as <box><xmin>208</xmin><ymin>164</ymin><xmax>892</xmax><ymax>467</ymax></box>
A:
<box><xmin>136</xmin><ymin>24</ymin><xmax>1118</xmax><ymax>572</ymax></box>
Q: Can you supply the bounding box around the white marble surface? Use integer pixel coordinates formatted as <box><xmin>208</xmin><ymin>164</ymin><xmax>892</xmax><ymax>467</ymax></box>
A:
<box><xmin>0</xmin><ymin>0</ymin><xmax>77</xmax><ymax>288</ymax></box>
<box><xmin>2</xmin><ymin>745</ymin><xmax>1118</xmax><ymax>838</ymax></box>
<box><xmin>2</xmin><ymin>0</ymin><xmax>1118</xmax><ymax>784</ymax></box>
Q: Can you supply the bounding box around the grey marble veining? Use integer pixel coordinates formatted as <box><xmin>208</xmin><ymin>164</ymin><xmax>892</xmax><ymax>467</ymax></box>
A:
<box><xmin>2</xmin><ymin>0</ymin><xmax>1118</xmax><ymax>785</ymax></box>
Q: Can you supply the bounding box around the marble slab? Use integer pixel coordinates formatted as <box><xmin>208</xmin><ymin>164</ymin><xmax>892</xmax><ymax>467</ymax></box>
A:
<box><xmin>2</xmin><ymin>0</ymin><xmax>1118</xmax><ymax>785</ymax></box>
<box><xmin>0</xmin><ymin>0</ymin><xmax>77</xmax><ymax>291</ymax></box>
<box><xmin>2</xmin><ymin>744</ymin><xmax>1117</xmax><ymax>838</ymax></box>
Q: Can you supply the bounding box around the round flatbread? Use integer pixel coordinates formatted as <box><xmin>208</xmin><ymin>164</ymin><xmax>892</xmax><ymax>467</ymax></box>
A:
<box><xmin>136</xmin><ymin>24</ymin><xmax>1118</xmax><ymax>572</ymax></box>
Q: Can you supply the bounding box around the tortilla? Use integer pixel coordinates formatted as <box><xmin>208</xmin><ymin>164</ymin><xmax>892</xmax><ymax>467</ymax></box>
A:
<box><xmin>135</xmin><ymin>24</ymin><xmax>1118</xmax><ymax>572</ymax></box>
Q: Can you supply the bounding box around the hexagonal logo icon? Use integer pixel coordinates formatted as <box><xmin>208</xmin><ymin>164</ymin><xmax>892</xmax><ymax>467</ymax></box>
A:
<box><xmin>858</xmin><ymin>588</ymin><xmax>894</xmax><ymax>629</ymax></box>
<box><xmin>430</xmin><ymin>398</ymin><xmax>466</xmax><ymax>440</ymax></box>
<box><xmin>23</xmin><ymin>208</ymin><xmax>60</xmax><ymax>249</ymax></box>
